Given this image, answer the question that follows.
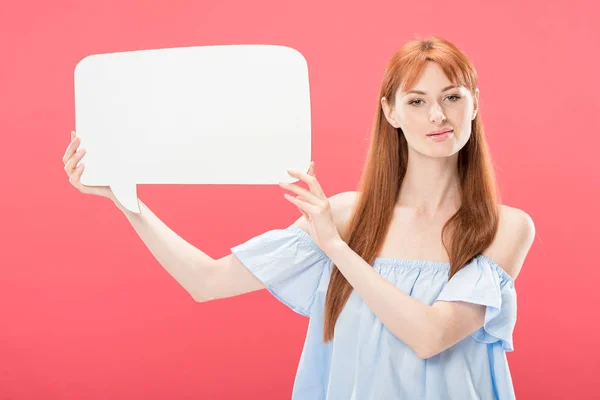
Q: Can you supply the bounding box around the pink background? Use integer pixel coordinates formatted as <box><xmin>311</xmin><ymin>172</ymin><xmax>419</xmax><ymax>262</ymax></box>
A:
<box><xmin>2</xmin><ymin>0</ymin><xmax>598</xmax><ymax>398</ymax></box>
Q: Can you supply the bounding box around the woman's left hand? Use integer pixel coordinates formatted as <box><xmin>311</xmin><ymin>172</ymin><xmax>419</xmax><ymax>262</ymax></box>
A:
<box><xmin>279</xmin><ymin>161</ymin><xmax>342</xmax><ymax>253</ymax></box>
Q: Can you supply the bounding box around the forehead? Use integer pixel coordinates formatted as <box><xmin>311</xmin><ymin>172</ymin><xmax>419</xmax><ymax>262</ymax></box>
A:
<box><xmin>398</xmin><ymin>62</ymin><xmax>461</xmax><ymax>95</ymax></box>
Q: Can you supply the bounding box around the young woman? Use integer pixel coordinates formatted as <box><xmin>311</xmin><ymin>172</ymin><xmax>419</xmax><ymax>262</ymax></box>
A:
<box><xmin>63</xmin><ymin>36</ymin><xmax>535</xmax><ymax>399</ymax></box>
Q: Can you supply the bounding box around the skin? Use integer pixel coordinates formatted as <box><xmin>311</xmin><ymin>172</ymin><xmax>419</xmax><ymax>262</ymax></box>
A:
<box><xmin>62</xmin><ymin>131</ymin><xmax>114</xmax><ymax>200</ymax></box>
<box><xmin>381</xmin><ymin>61</ymin><xmax>480</xmax><ymax>218</ymax></box>
<box><xmin>62</xmin><ymin>64</ymin><xmax>533</xmax><ymax>360</ymax></box>
<box><xmin>281</xmin><ymin>61</ymin><xmax>483</xmax><ymax>254</ymax></box>
<box><xmin>279</xmin><ymin>63</ymin><xmax>533</xmax><ymax>360</ymax></box>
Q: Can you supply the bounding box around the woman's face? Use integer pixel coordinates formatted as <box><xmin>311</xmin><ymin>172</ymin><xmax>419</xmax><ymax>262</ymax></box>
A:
<box><xmin>381</xmin><ymin>61</ymin><xmax>479</xmax><ymax>158</ymax></box>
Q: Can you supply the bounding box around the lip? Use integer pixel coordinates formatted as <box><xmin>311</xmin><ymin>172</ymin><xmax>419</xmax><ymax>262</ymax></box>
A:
<box><xmin>427</xmin><ymin>129</ymin><xmax>453</xmax><ymax>142</ymax></box>
<box><xmin>427</xmin><ymin>128</ymin><xmax>453</xmax><ymax>136</ymax></box>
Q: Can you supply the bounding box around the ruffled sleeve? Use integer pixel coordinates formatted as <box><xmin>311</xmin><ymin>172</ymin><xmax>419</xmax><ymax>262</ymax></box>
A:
<box><xmin>435</xmin><ymin>255</ymin><xmax>517</xmax><ymax>351</ymax></box>
<box><xmin>230</xmin><ymin>224</ymin><xmax>330</xmax><ymax>317</ymax></box>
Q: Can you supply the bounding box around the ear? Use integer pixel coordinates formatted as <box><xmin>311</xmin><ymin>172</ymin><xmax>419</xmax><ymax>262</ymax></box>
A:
<box><xmin>471</xmin><ymin>88</ymin><xmax>480</xmax><ymax>120</ymax></box>
<box><xmin>381</xmin><ymin>96</ymin><xmax>400</xmax><ymax>128</ymax></box>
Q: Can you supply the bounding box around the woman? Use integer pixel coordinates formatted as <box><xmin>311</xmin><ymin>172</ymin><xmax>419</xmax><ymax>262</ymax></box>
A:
<box><xmin>63</xmin><ymin>36</ymin><xmax>535</xmax><ymax>399</ymax></box>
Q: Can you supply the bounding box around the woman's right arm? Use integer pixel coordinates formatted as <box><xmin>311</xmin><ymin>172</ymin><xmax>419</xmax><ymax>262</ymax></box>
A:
<box><xmin>114</xmin><ymin>191</ymin><xmax>355</xmax><ymax>303</ymax></box>
<box><xmin>64</xmin><ymin>131</ymin><xmax>355</xmax><ymax>304</ymax></box>
<box><xmin>64</xmin><ymin>131</ymin><xmax>266</xmax><ymax>302</ymax></box>
<box><xmin>114</xmin><ymin>199</ymin><xmax>270</xmax><ymax>302</ymax></box>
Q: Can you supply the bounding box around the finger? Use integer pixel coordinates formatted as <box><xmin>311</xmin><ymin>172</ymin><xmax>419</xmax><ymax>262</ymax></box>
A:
<box><xmin>279</xmin><ymin>182</ymin><xmax>322</xmax><ymax>205</ymax></box>
<box><xmin>70</xmin><ymin>162</ymin><xmax>96</xmax><ymax>193</ymax></box>
<box><xmin>68</xmin><ymin>162</ymin><xmax>85</xmax><ymax>188</ymax></box>
<box><xmin>284</xmin><ymin>193</ymin><xmax>319</xmax><ymax>215</ymax></box>
<box><xmin>308</xmin><ymin>161</ymin><xmax>315</xmax><ymax>177</ymax></box>
<box><xmin>295</xmin><ymin>196</ymin><xmax>310</xmax><ymax>219</ymax></box>
<box><xmin>62</xmin><ymin>136</ymin><xmax>81</xmax><ymax>164</ymax></box>
<box><xmin>64</xmin><ymin>148</ymin><xmax>86</xmax><ymax>176</ymax></box>
<box><xmin>287</xmin><ymin>165</ymin><xmax>326</xmax><ymax>199</ymax></box>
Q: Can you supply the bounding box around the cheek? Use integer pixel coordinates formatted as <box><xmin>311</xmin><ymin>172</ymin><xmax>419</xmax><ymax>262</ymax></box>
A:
<box><xmin>455</xmin><ymin>115</ymin><xmax>473</xmax><ymax>143</ymax></box>
<box><xmin>397</xmin><ymin>109</ymin><xmax>423</xmax><ymax>131</ymax></box>
<box><xmin>458</xmin><ymin>99</ymin><xmax>475</xmax><ymax>122</ymax></box>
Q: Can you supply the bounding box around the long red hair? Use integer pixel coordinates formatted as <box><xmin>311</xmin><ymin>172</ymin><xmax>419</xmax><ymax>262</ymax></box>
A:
<box><xmin>322</xmin><ymin>36</ymin><xmax>500</xmax><ymax>343</ymax></box>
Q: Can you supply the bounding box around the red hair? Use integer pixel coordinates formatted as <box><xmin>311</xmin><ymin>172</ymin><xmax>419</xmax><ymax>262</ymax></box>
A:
<box><xmin>322</xmin><ymin>36</ymin><xmax>500</xmax><ymax>343</ymax></box>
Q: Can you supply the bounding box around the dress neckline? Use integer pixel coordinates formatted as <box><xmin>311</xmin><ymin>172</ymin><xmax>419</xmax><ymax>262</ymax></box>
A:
<box><xmin>286</xmin><ymin>224</ymin><xmax>513</xmax><ymax>282</ymax></box>
<box><xmin>372</xmin><ymin>255</ymin><xmax>512</xmax><ymax>282</ymax></box>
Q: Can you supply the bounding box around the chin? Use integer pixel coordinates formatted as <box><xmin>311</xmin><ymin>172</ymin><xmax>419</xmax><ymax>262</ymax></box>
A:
<box><xmin>412</xmin><ymin>143</ymin><xmax>461</xmax><ymax>159</ymax></box>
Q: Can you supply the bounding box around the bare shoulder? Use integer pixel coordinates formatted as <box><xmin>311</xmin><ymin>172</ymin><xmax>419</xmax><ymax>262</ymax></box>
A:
<box><xmin>482</xmin><ymin>204</ymin><xmax>536</xmax><ymax>280</ymax></box>
<box><xmin>292</xmin><ymin>190</ymin><xmax>360</xmax><ymax>237</ymax></box>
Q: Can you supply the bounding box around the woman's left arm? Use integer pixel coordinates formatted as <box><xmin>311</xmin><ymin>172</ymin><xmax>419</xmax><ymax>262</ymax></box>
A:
<box><xmin>281</xmin><ymin>164</ymin><xmax>535</xmax><ymax>360</ymax></box>
<box><xmin>324</xmin><ymin>214</ymin><xmax>533</xmax><ymax>360</ymax></box>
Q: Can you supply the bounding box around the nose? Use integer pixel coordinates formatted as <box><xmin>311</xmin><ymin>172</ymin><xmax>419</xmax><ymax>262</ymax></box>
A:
<box><xmin>429</xmin><ymin>103</ymin><xmax>447</xmax><ymax>124</ymax></box>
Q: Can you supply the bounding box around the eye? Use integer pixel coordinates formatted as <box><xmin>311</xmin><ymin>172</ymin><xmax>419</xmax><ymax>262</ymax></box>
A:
<box><xmin>408</xmin><ymin>95</ymin><xmax>461</xmax><ymax>107</ymax></box>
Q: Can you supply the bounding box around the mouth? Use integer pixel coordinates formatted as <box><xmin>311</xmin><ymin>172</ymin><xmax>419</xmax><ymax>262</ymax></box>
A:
<box><xmin>426</xmin><ymin>128</ymin><xmax>453</xmax><ymax>137</ymax></box>
<box><xmin>426</xmin><ymin>128</ymin><xmax>453</xmax><ymax>142</ymax></box>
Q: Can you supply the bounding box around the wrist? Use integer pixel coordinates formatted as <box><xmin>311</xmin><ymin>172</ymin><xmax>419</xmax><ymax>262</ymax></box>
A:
<box><xmin>322</xmin><ymin>236</ymin><xmax>348</xmax><ymax>258</ymax></box>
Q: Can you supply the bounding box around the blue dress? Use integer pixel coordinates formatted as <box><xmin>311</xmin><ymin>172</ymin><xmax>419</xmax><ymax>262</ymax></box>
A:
<box><xmin>231</xmin><ymin>224</ymin><xmax>517</xmax><ymax>400</ymax></box>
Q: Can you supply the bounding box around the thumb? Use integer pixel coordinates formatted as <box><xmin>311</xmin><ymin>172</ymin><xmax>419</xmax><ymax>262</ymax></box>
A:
<box><xmin>308</xmin><ymin>161</ymin><xmax>315</xmax><ymax>177</ymax></box>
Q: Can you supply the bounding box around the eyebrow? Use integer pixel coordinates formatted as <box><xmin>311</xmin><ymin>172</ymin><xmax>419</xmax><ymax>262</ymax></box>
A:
<box><xmin>404</xmin><ymin>85</ymin><xmax>458</xmax><ymax>96</ymax></box>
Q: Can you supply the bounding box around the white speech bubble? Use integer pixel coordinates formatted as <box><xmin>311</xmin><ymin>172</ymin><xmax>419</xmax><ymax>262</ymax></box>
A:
<box><xmin>73</xmin><ymin>44</ymin><xmax>312</xmax><ymax>213</ymax></box>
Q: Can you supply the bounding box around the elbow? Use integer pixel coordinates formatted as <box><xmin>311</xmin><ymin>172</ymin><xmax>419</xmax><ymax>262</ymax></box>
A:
<box><xmin>415</xmin><ymin>333</ymin><xmax>455</xmax><ymax>359</ymax></box>
<box><xmin>413</xmin><ymin>340</ymin><xmax>432</xmax><ymax>359</ymax></box>
<box><xmin>414</xmin><ymin>308</ymin><xmax>450</xmax><ymax>359</ymax></box>
<box><xmin>413</xmin><ymin>331</ymin><xmax>444</xmax><ymax>360</ymax></box>
<box><xmin>192</xmin><ymin>291</ymin><xmax>213</xmax><ymax>302</ymax></box>
<box><xmin>192</xmin><ymin>288</ymin><xmax>216</xmax><ymax>303</ymax></box>
<box><xmin>415</xmin><ymin>346</ymin><xmax>439</xmax><ymax>360</ymax></box>
<box><xmin>414</xmin><ymin>341</ymin><xmax>441</xmax><ymax>360</ymax></box>
<box><xmin>191</xmin><ymin>259</ymin><xmax>218</xmax><ymax>303</ymax></box>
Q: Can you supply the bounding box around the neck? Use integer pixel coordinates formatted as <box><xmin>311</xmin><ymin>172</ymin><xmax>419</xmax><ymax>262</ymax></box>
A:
<box><xmin>397</xmin><ymin>149</ymin><xmax>462</xmax><ymax>218</ymax></box>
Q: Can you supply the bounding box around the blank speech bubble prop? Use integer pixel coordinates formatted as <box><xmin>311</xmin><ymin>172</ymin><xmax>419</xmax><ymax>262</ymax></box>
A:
<box><xmin>73</xmin><ymin>44</ymin><xmax>312</xmax><ymax>213</ymax></box>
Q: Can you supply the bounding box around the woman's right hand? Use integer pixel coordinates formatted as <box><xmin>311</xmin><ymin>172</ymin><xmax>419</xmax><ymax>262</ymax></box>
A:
<box><xmin>63</xmin><ymin>131</ymin><xmax>115</xmax><ymax>201</ymax></box>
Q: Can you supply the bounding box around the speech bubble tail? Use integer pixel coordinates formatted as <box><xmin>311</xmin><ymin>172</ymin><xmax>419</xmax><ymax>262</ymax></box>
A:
<box><xmin>109</xmin><ymin>183</ymin><xmax>140</xmax><ymax>213</ymax></box>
